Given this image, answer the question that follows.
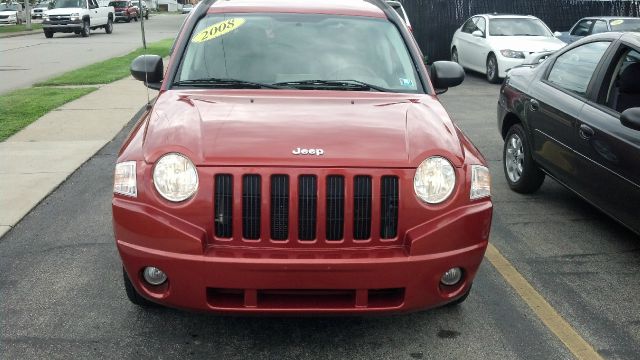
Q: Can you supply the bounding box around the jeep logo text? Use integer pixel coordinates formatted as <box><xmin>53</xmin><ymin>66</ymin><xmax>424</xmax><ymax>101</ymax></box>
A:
<box><xmin>292</xmin><ymin>147</ymin><xmax>324</xmax><ymax>156</ymax></box>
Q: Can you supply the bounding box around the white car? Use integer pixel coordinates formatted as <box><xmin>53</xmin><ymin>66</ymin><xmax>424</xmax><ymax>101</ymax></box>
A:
<box><xmin>386</xmin><ymin>1</ymin><xmax>411</xmax><ymax>31</ymax></box>
<box><xmin>0</xmin><ymin>3</ymin><xmax>26</xmax><ymax>24</ymax></box>
<box><xmin>31</xmin><ymin>2</ymin><xmax>49</xmax><ymax>19</ymax></box>
<box><xmin>181</xmin><ymin>3</ymin><xmax>193</xmax><ymax>14</ymax></box>
<box><xmin>450</xmin><ymin>14</ymin><xmax>566</xmax><ymax>83</ymax></box>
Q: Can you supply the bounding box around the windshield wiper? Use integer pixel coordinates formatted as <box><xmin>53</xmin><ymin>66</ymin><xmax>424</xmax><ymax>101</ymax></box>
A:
<box><xmin>273</xmin><ymin>79</ymin><xmax>387</xmax><ymax>92</ymax></box>
<box><xmin>173</xmin><ymin>78</ymin><xmax>283</xmax><ymax>89</ymax></box>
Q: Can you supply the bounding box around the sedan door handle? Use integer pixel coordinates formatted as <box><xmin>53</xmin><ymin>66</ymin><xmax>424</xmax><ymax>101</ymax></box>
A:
<box><xmin>579</xmin><ymin>124</ymin><xmax>595</xmax><ymax>140</ymax></box>
<box><xmin>529</xmin><ymin>99</ymin><xmax>539</xmax><ymax>112</ymax></box>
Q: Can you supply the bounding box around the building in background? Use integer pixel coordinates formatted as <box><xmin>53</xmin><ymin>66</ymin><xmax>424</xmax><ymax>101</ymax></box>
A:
<box><xmin>158</xmin><ymin>0</ymin><xmax>177</xmax><ymax>11</ymax></box>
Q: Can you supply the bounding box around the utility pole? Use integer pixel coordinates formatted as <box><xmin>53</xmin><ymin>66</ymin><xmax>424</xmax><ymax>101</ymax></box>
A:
<box><xmin>25</xmin><ymin>0</ymin><xmax>31</xmax><ymax>30</ymax></box>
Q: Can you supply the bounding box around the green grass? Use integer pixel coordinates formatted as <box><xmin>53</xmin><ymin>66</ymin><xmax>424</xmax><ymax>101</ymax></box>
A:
<box><xmin>35</xmin><ymin>38</ymin><xmax>174</xmax><ymax>86</ymax></box>
<box><xmin>0</xmin><ymin>23</ymin><xmax>42</xmax><ymax>34</ymax></box>
<box><xmin>0</xmin><ymin>87</ymin><xmax>97</xmax><ymax>141</ymax></box>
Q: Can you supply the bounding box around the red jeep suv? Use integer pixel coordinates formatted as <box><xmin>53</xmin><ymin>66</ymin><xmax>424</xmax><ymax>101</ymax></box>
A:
<box><xmin>114</xmin><ymin>0</ymin><xmax>493</xmax><ymax>314</ymax></box>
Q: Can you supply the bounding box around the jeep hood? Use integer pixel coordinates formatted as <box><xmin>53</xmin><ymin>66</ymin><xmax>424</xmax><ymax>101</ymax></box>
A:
<box><xmin>142</xmin><ymin>90</ymin><xmax>465</xmax><ymax>168</ymax></box>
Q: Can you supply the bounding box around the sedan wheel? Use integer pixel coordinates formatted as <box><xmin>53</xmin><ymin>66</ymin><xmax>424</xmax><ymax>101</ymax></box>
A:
<box><xmin>503</xmin><ymin>124</ymin><xmax>544</xmax><ymax>193</ymax></box>
<box><xmin>452</xmin><ymin>48</ymin><xmax>459</xmax><ymax>63</ymax></box>
<box><xmin>505</xmin><ymin>134</ymin><xmax>524</xmax><ymax>183</ymax></box>
<box><xmin>486</xmin><ymin>54</ymin><xmax>499</xmax><ymax>83</ymax></box>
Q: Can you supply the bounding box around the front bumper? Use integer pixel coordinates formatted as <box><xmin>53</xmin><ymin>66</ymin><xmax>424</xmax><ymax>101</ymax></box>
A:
<box><xmin>0</xmin><ymin>18</ymin><xmax>17</xmax><ymax>24</ymax></box>
<box><xmin>114</xmin><ymin>197</ymin><xmax>492</xmax><ymax>314</ymax></box>
<box><xmin>42</xmin><ymin>20</ymin><xmax>82</xmax><ymax>31</ymax></box>
<box><xmin>497</xmin><ymin>56</ymin><xmax>525</xmax><ymax>78</ymax></box>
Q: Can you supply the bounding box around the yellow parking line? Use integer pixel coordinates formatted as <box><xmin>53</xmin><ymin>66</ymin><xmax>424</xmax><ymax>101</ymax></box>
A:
<box><xmin>485</xmin><ymin>243</ymin><xmax>603</xmax><ymax>360</ymax></box>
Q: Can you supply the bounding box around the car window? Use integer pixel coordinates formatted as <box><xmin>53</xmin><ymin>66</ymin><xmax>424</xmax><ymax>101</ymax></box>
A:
<box><xmin>609</xmin><ymin>19</ymin><xmax>640</xmax><ymax>32</ymax></box>
<box><xmin>475</xmin><ymin>17</ymin><xmax>486</xmax><ymax>35</ymax></box>
<box><xmin>461</xmin><ymin>18</ymin><xmax>476</xmax><ymax>33</ymax></box>
<box><xmin>53</xmin><ymin>0</ymin><xmax>85</xmax><ymax>8</ymax></box>
<box><xmin>488</xmin><ymin>18</ymin><xmax>552</xmax><ymax>36</ymax></box>
<box><xmin>591</xmin><ymin>20</ymin><xmax>608</xmax><ymax>34</ymax></box>
<box><xmin>604</xmin><ymin>48</ymin><xmax>640</xmax><ymax>113</ymax></box>
<box><xmin>177</xmin><ymin>14</ymin><xmax>420</xmax><ymax>92</ymax></box>
<box><xmin>571</xmin><ymin>20</ymin><xmax>594</xmax><ymax>36</ymax></box>
<box><xmin>547</xmin><ymin>41</ymin><xmax>611</xmax><ymax>96</ymax></box>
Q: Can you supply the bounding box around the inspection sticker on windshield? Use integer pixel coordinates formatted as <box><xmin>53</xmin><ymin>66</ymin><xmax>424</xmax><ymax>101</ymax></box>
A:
<box><xmin>611</xmin><ymin>19</ymin><xmax>625</xmax><ymax>26</ymax></box>
<box><xmin>399</xmin><ymin>78</ymin><xmax>414</xmax><ymax>87</ymax></box>
<box><xmin>192</xmin><ymin>18</ymin><xmax>246</xmax><ymax>43</ymax></box>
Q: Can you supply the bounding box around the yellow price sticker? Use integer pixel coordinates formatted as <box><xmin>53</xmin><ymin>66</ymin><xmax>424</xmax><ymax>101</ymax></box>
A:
<box><xmin>191</xmin><ymin>18</ymin><xmax>246</xmax><ymax>43</ymax></box>
<box><xmin>611</xmin><ymin>19</ymin><xmax>625</xmax><ymax>26</ymax></box>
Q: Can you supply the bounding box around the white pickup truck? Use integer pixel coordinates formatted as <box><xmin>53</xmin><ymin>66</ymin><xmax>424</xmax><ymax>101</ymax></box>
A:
<box><xmin>43</xmin><ymin>0</ymin><xmax>114</xmax><ymax>38</ymax></box>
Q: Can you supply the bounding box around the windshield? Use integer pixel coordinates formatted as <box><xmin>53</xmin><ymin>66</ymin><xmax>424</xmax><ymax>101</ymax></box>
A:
<box><xmin>109</xmin><ymin>1</ymin><xmax>127</xmax><ymax>7</ymax></box>
<box><xmin>177</xmin><ymin>14</ymin><xmax>420</xmax><ymax>92</ymax></box>
<box><xmin>53</xmin><ymin>0</ymin><xmax>85</xmax><ymax>8</ymax></box>
<box><xmin>489</xmin><ymin>18</ymin><xmax>553</xmax><ymax>36</ymax></box>
<box><xmin>0</xmin><ymin>4</ymin><xmax>19</xmax><ymax>10</ymax></box>
<box><xmin>609</xmin><ymin>19</ymin><xmax>640</xmax><ymax>32</ymax></box>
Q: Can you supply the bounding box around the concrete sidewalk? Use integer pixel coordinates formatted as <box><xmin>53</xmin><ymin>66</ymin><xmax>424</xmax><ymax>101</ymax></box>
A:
<box><xmin>0</xmin><ymin>78</ymin><xmax>156</xmax><ymax>237</ymax></box>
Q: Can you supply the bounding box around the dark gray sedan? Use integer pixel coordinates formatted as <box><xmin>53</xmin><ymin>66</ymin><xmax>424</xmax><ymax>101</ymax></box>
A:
<box><xmin>497</xmin><ymin>32</ymin><xmax>640</xmax><ymax>234</ymax></box>
<box><xmin>555</xmin><ymin>17</ymin><xmax>640</xmax><ymax>44</ymax></box>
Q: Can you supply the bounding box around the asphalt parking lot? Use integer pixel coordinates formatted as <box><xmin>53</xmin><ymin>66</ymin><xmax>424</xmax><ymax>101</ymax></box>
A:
<box><xmin>1</xmin><ymin>73</ymin><xmax>638</xmax><ymax>359</ymax></box>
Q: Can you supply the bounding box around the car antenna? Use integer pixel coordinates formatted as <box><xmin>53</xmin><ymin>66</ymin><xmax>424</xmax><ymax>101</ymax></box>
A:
<box><xmin>139</xmin><ymin>2</ymin><xmax>151</xmax><ymax>111</ymax></box>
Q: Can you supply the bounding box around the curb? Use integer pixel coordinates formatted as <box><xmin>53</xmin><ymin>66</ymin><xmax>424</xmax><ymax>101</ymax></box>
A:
<box><xmin>0</xmin><ymin>29</ymin><xmax>41</xmax><ymax>38</ymax></box>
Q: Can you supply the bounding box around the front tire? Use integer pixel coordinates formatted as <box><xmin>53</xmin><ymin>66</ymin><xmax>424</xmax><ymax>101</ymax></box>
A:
<box><xmin>486</xmin><ymin>53</ymin><xmax>500</xmax><ymax>83</ymax></box>
<box><xmin>44</xmin><ymin>30</ymin><xmax>53</xmax><ymax>38</ymax></box>
<box><xmin>80</xmin><ymin>20</ymin><xmax>90</xmax><ymax>37</ymax></box>
<box><xmin>145</xmin><ymin>13</ymin><xmax>149</xmax><ymax>20</ymax></box>
<box><xmin>105</xmin><ymin>18</ymin><xmax>113</xmax><ymax>34</ymax></box>
<box><xmin>123</xmin><ymin>268</ymin><xmax>155</xmax><ymax>307</ymax></box>
<box><xmin>503</xmin><ymin>123</ymin><xmax>545</xmax><ymax>193</ymax></box>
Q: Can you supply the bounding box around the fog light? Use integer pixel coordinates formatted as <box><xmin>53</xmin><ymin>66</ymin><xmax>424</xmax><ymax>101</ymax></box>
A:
<box><xmin>142</xmin><ymin>267</ymin><xmax>167</xmax><ymax>286</ymax></box>
<box><xmin>441</xmin><ymin>267</ymin><xmax>462</xmax><ymax>286</ymax></box>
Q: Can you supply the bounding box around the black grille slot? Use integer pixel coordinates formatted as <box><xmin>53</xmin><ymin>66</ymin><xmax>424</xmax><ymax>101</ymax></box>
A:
<box><xmin>270</xmin><ymin>175</ymin><xmax>289</xmax><ymax>240</ymax></box>
<box><xmin>214</xmin><ymin>174</ymin><xmax>233</xmax><ymax>238</ymax></box>
<box><xmin>298</xmin><ymin>175</ymin><xmax>317</xmax><ymax>241</ymax></box>
<box><xmin>380</xmin><ymin>176</ymin><xmax>399</xmax><ymax>239</ymax></box>
<box><xmin>325</xmin><ymin>175</ymin><xmax>345</xmax><ymax>241</ymax></box>
<box><xmin>353</xmin><ymin>176</ymin><xmax>372</xmax><ymax>240</ymax></box>
<box><xmin>242</xmin><ymin>175</ymin><xmax>261</xmax><ymax>240</ymax></box>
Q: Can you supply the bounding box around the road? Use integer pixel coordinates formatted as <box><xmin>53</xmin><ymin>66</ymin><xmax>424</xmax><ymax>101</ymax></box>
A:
<box><xmin>1</xmin><ymin>47</ymin><xmax>639</xmax><ymax>359</ymax></box>
<box><xmin>0</xmin><ymin>14</ymin><xmax>186</xmax><ymax>94</ymax></box>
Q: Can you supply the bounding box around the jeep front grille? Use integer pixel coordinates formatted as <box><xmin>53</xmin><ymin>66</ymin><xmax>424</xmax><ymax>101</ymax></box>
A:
<box><xmin>212</xmin><ymin>171</ymin><xmax>401</xmax><ymax>246</ymax></box>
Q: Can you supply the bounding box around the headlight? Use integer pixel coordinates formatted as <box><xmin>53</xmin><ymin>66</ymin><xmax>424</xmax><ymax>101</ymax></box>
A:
<box><xmin>70</xmin><ymin>12</ymin><xmax>80</xmax><ymax>16</ymax></box>
<box><xmin>500</xmin><ymin>49</ymin><xmax>525</xmax><ymax>59</ymax></box>
<box><xmin>114</xmin><ymin>161</ymin><xmax>137</xmax><ymax>197</ymax></box>
<box><xmin>470</xmin><ymin>165</ymin><xmax>491</xmax><ymax>200</ymax></box>
<box><xmin>153</xmin><ymin>153</ymin><xmax>199</xmax><ymax>202</ymax></box>
<box><xmin>414</xmin><ymin>156</ymin><xmax>456</xmax><ymax>204</ymax></box>
<box><xmin>42</xmin><ymin>14</ymin><xmax>48</xmax><ymax>19</ymax></box>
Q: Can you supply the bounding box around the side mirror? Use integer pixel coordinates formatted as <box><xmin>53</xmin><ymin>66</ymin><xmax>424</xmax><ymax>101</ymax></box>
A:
<box><xmin>472</xmin><ymin>30</ymin><xmax>484</xmax><ymax>38</ymax></box>
<box><xmin>553</xmin><ymin>31</ymin><xmax>562</xmax><ymax>37</ymax></box>
<box><xmin>621</xmin><ymin>108</ymin><xmax>640</xmax><ymax>131</ymax></box>
<box><xmin>131</xmin><ymin>55</ymin><xmax>163</xmax><ymax>90</ymax></box>
<box><xmin>430</xmin><ymin>61</ymin><xmax>465</xmax><ymax>95</ymax></box>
